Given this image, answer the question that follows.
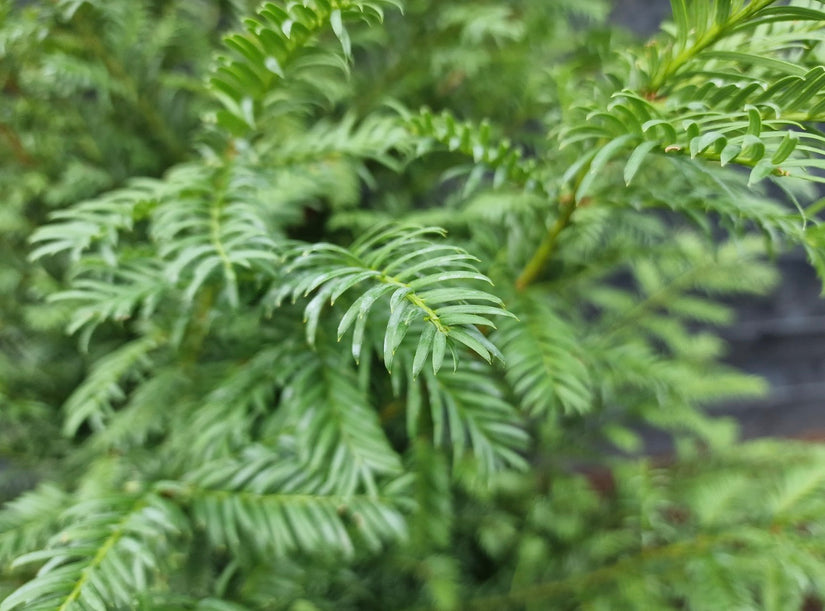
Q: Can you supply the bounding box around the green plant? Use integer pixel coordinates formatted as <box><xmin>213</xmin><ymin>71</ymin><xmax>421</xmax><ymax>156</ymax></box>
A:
<box><xmin>5</xmin><ymin>0</ymin><xmax>825</xmax><ymax>609</ymax></box>
<box><xmin>0</xmin><ymin>0</ymin><xmax>254</xmax><ymax>496</ymax></box>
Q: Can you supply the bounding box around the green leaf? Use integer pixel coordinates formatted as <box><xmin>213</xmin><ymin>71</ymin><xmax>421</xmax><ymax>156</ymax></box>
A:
<box><xmin>330</xmin><ymin>9</ymin><xmax>352</xmax><ymax>60</ymax></box>
<box><xmin>670</xmin><ymin>0</ymin><xmax>689</xmax><ymax>47</ymax></box>
<box><xmin>412</xmin><ymin>324</ymin><xmax>437</xmax><ymax>378</ymax></box>
<box><xmin>749</xmin><ymin>159</ymin><xmax>775</xmax><ymax>185</ymax></box>
<box><xmin>624</xmin><ymin>140</ymin><xmax>660</xmax><ymax>185</ymax></box>
<box><xmin>576</xmin><ymin>134</ymin><xmax>636</xmax><ymax>201</ymax></box>
<box><xmin>771</xmin><ymin>132</ymin><xmax>799</xmax><ymax>165</ymax></box>
<box><xmin>690</xmin><ymin>132</ymin><xmax>727</xmax><ymax>158</ymax></box>
<box><xmin>337</xmin><ymin>284</ymin><xmax>394</xmax><ymax>339</ymax></box>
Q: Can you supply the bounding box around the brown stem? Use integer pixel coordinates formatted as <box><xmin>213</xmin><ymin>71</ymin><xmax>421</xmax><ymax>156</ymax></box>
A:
<box><xmin>463</xmin><ymin>531</ymin><xmax>752</xmax><ymax>610</ymax></box>
<box><xmin>0</xmin><ymin>122</ymin><xmax>35</xmax><ymax>166</ymax></box>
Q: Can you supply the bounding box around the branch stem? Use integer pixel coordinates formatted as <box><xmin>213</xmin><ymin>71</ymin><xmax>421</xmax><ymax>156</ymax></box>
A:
<box><xmin>515</xmin><ymin>198</ymin><xmax>576</xmax><ymax>290</ymax></box>
<box><xmin>463</xmin><ymin>531</ymin><xmax>751</xmax><ymax>610</ymax></box>
<box><xmin>647</xmin><ymin>0</ymin><xmax>775</xmax><ymax>94</ymax></box>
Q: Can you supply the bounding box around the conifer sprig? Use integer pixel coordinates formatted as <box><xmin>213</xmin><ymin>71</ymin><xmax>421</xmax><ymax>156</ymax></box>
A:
<box><xmin>5</xmin><ymin>1</ymin><xmax>825</xmax><ymax>609</ymax></box>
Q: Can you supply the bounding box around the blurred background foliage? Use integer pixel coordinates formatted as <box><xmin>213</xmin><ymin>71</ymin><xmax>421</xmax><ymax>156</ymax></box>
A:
<box><xmin>0</xmin><ymin>0</ymin><xmax>256</xmax><ymax>493</ymax></box>
<box><xmin>3</xmin><ymin>0</ymin><xmax>825</xmax><ymax>609</ymax></box>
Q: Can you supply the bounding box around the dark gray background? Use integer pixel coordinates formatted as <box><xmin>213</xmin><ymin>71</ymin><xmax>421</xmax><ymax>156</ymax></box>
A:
<box><xmin>611</xmin><ymin>0</ymin><xmax>673</xmax><ymax>34</ymax></box>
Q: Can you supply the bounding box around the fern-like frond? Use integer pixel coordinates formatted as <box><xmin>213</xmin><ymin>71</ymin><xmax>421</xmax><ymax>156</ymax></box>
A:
<box><xmin>268</xmin><ymin>347</ymin><xmax>403</xmax><ymax>495</ymax></box>
<box><xmin>85</xmin><ymin>368</ymin><xmax>190</xmax><ymax>453</ymax></box>
<box><xmin>406</xmin><ymin>108</ymin><xmax>546</xmax><ymax>194</ymax></box>
<box><xmin>261</xmin><ymin>112</ymin><xmax>411</xmax><ymax>171</ymax></box>
<box><xmin>0</xmin><ymin>485</ymin><xmax>68</xmax><ymax>566</ymax></box>
<box><xmin>465</xmin><ymin>442</ymin><xmax>825</xmax><ymax>610</ymax></box>
<box><xmin>28</xmin><ymin>178</ymin><xmax>164</xmax><ymax>263</ymax></box>
<box><xmin>61</xmin><ymin>336</ymin><xmax>160</xmax><ymax>436</ymax></box>
<box><xmin>50</xmin><ymin>259</ymin><xmax>169</xmax><ymax>342</ymax></box>
<box><xmin>406</xmin><ymin>361</ymin><xmax>529</xmax><ymax>476</ymax></box>
<box><xmin>494</xmin><ymin>292</ymin><xmax>592</xmax><ymax>416</ymax></box>
<box><xmin>769</xmin><ymin>462</ymin><xmax>825</xmax><ymax>521</ymax></box>
<box><xmin>562</xmin><ymin>90</ymin><xmax>825</xmax><ymax>190</ymax></box>
<box><xmin>149</xmin><ymin>161</ymin><xmax>282</xmax><ymax>306</ymax></box>
<box><xmin>182</xmin><ymin>445</ymin><xmax>409</xmax><ymax>559</ymax></box>
<box><xmin>32</xmin><ymin>158</ymin><xmax>286</xmax><ymax>334</ymax></box>
<box><xmin>0</xmin><ymin>492</ymin><xmax>187</xmax><ymax>611</ymax></box>
<box><xmin>594</xmin><ymin>234</ymin><xmax>777</xmax><ymax>345</ymax></box>
<box><xmin>170</xmin><ymin>342</ymin><xmax>298</xmax><ymax>464</ymax></box>
<box><xmin>211</xmin><ymin>0</ymin><xmax>402</xmax><ymax>135</ymax></box>
<box><xmin>649</xmin><ymin>0</ymin><xmax>825</xmax><ymax>93</ymax></box>
<box><xmin>270</xmin><ymin>224</ymin><xmax>513</xmax><ymax>375</ymax></box>
<box><xmin>554</xmin><ymin>2</ymin><xmax>825</xmax><ymax>217</ymax></box>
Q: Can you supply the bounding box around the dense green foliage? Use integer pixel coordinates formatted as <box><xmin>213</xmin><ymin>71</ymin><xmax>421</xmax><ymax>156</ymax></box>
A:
<box><xmin>4</xmin><ymin>0</ymin><xmax>825</xmax><ymax>608</ymax></box>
